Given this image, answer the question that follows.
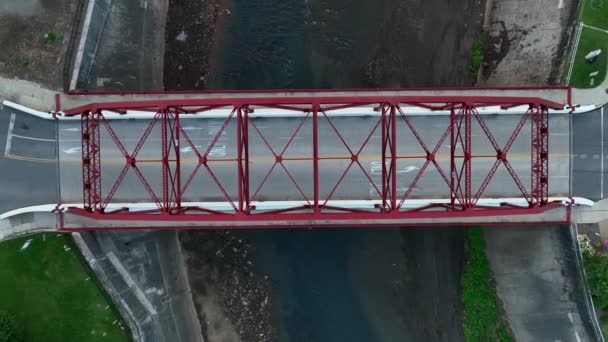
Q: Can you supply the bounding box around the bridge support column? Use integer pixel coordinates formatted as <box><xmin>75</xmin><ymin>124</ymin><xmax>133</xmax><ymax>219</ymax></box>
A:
<box><xmin>236</xmin><ymin>106</ymin><xmax>250</xmax><ymax>213</ymax></box>
<box><xmin>531</xmin><ymin>104</ymin><xmax>549</xmax><ymax>206</ymax></box>
<box><xmin>381</xmin><ymin>104</ymin><xmax>398</xmax><ymax>211</ymax></box>
<box><xmin>81</xmin><ymin>110</ymin><xmax>101</xmax><ymax>212</ymax></box>
<box><xmin>450</xmin><ymin>105</ymin><xmax>473</xmax><ymax>209</ymax></box>
<box><xmin>160</xmin><ymin>108</ymin><xmax>181</xmax><ymax>214</ymax></box>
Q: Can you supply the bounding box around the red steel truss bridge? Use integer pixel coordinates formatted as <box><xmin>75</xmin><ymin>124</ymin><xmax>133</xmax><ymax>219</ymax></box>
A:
<box><xmin>57</xmin><ymin>87</ymin><xmax>574</xmax><ymax>229</ymax></box>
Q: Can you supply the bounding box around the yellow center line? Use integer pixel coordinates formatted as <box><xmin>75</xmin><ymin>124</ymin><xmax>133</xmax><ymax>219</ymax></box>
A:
<box><xmin>3</xmin><ymin>153</ymin><xmax>574</xmax><ymax>164</ymax></box>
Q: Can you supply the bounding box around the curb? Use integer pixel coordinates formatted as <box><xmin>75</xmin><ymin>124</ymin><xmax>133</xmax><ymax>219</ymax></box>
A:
<box><xmin>571</xmin><ymin>224</ymin><xmax>606</xmax><ymax>342</ymax></box>
<box><xmin>2</xmin><ymin>100</ymin><xmax>598</xmax><ymax>121</ymax></box>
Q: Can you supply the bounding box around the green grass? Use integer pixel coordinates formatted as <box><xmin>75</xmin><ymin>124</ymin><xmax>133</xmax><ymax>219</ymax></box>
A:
<box><xmin>581</xmin><ymin>247</ymin><xmax>608</xmax><ymax>340</ymax></box>
<box><xmin>461</xmin><ymin>227</ymin><xmax>512</xmax><ymax>342</ymax></box>
<box><xmin>471</xmin><ymin>34</ymin><xmax>483</xmax><ymax>81</ymax></box>
<box><xmin>0</xmin><ymin>234</ymin><xmax>128</xmax><ymax>342</ymax></box>
<box><xmin>581</xmin><ymin>0</ymin><xmax>608</xmax><ymax>31</ymax></box>
<box><xmin>570</xmin><ymin>27</ymin><xmax>608</xmax><ymax>88</ymax></box>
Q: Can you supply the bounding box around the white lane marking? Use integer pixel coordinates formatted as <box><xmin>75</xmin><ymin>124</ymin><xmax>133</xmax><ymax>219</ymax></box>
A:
<box><xmin>209</xmin><ymin>144</ymin><xmax>227</xmax><ymax>157</ymax></box>
<box><xmin>594</xmin><ymin>154</ymin><xmax>600</xmax><ymax>159</ymax></box>
<box><xmin>62</xmin><ymin>147</ymin><xmax>81</xmax><ymax>154</ymax></box>
<box><xmin>180</xmin><ymin>145</ymin><xmax>202</xmax><ymax>153</ymax></box>
<box><xmin>574</xmin><ymin>330</ymin><xmax>581</xmax><ymax>342</ymax></box>
<box><xmin>581</xmin><ymin>154</ymin><xmax>587</xmax><ymax>159</ymax></box>
<box><xmin>4</xmin><ymin>113</ymin><xmax>15</xmax><ymax>156</ymax></box>
<box><xmin>568</xmin><ymin>312</ymin><xmax>574</xmax><ymax>323</ymax></box>
<box><xmin>61</xmin><ymin>127</ymin><xmax>80</xmax><ymax>132</ymax></box>
<box><xmin>370</xmin><ymin>161</ymin><xmax>420</xmax><ymax>174</ymax></box>
<box><xmin>181</xmin><ymin>126</ymin><xmax>203</xmax><ymax>131</ymax></box>
<box><xmin>602</xmin><ymin>106</ymin><xmax>604</xmax><ymax>198</ymax></box>
<box><xmin>368</xmin><ymin>184</ymin><xmax>419</xmax><ymax>196</ymax></box>
<box><xmin>402</xmin><ymin>166</ymin><xmax>419</xmax><ymax>173</ymax></box>
<box><xmin>11</xmin><ymin>134</ymin><xmax>55</xmax><ymax>142</ymax></box>
<box><xmin>558</xmin><ymin>0</ymin><xmax>564</xmax><ymax>9</ymax></box>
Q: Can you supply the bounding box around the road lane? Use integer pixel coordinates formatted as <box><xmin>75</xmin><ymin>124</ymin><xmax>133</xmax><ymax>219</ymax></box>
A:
<box><xmin>572</xmin><ymin>105</ymin><xmax>608</xmax><ymax>200</ymax></box>
<box><xmin>0</xmin><ymin>105</ymin><xmax>597</xmax><ymax>214</ymax></box>
<box><xmin>0</xmin><ymin>105</ymin><xmax>57</xmax><ymax>213</ymax></box>
<box><xmin>56</xmin><ymin>113</ymin><xmax>570</xmax><ymax>204</ymax></box>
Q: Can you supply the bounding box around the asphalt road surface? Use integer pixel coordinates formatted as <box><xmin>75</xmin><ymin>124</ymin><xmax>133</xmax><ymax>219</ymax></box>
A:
<box><xmin>572</xmin><ymin>104</ymin><xmax>608</xmax><ymax>200</ymax></box>
<box><xmin>55</xmin><ymin>113</ymin><xmax>570</xmax><ymax>205</ymax></box>
<box><xmin>0</xmin><ymin>104</ymin><xmax>603</xmax><ymax>342</ymax></box>
<box><xmin>0</xmin><ymin>104</ymin><xmax>57</xmax><ymax>213</ymax></box>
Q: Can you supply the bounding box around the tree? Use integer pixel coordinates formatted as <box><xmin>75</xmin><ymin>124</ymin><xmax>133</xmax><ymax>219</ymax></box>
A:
<box><xmin>0</xmin><ymin>311</ymin><xmax>20</xmax><ymax>342</ymax></box>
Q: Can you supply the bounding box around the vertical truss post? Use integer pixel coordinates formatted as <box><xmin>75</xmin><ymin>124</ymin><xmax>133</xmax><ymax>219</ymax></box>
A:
<box><xmin>450</xmin><ymin>106</ymin><xmax>456</xmax><ymax>206</ymax></box>
<box><xmin>531</xmin><ymin>104</ymin><xmax>549</xmax><ymax>206</ymax></box>
<box><xmin>237</xmin><ymin>107</ymin><xmax>250</xmax><ymax>213</ymax></box>
<box><xmin>160</xmin><ymin>108</ymin><xmax>169</xmax><ymax>212</ymax></box>
<box><xmin>451</xmin><ymin>105</ymin><xmax>473</xmax><ymax>208</ymax></box>
<box><xmin>380</xmin><ymin>105</ymin><xmax>397</xmax><ymax>211</ymax></box>
<box><xmin>175</xmin><ymin>110</ymin><xmax>181</xmax><ymax>212</ymax></box>
<box><xmin>160</xmin><ymin>107</ymin><xmax>181</xmax><ymax>213</ymax></box>
<box><xmin>381</xmin><ymin>105</ymin><xmax>388</xmax><ymax>210</ymax></box>
<box><xmin>391</xmin><ymin>105</ymin><xmax>398</xmax><ymax>210</ymax></box>
<box><xmin>81</xmin><ymin>109</ymin><xmax>101</xmax><ymax>212</ymax></box>
<box><xmin>465</xmin><ymin>105</ymin><xmax>473</xmax><ymax>208</ymax></box>
<box><xmin>313</xmin><ymin>105</ymin><xmax>320</xmax><ymax>212</ymax></box>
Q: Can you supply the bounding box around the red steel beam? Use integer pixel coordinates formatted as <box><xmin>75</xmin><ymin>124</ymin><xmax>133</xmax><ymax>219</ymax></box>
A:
<box><xmin>63</xmin><ymin>95</ymin><xmax>564</xmax><ymax>116</ymax></box>
<box><xmin>67</xmin><ymin>94</ymin><xmax>568</xmax><ymax>226</ymax></box>
<box><xmin>81</xmin><ymin>110</ymin><xmax>101</xmax><ymax>212</ymax></box>
<box><xmin>531</xmin><ymin>104</ymin><xmax>549</xmax><ymax>206</ymax></box>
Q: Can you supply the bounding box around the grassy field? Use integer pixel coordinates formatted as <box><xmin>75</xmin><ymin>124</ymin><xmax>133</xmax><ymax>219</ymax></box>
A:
<box><xmin>570</xmin><ymin>27</ymin><xmax>608</xmax><ymax>88</ymax></box>
<box><xmin>461</xmin><ymin>227</ymin><xmax>512</xmax><ymax>342</ymax></box>
<box><xmin>581</xmin><ymin>0</ymin><xmax>608</xmax><ymax>31</ymax></box>
<box><xmin>0</xmin><ymin>234</ymin><xmax>127</xmax><ymax>342</ymax></box>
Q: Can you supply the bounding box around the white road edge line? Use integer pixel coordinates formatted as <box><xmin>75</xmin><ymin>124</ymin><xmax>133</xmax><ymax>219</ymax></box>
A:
<box><xmin>4</xmin><ymin>113</ymin><xmax>15</xmax><ymax>156</ymax></box>
<box><xmin>602</xmin><ymin>106</ymin><xmax>604</xmax><ymax>199</ymax></box>
<box><xmin>2</xmin><ymin>100</ymin><xmax>599</xmax><ymax>121</ymax></box>
<box><xmin>0</xmin><ymin>197</ymin><xmax>596</xmax><ymax>221</ymax></box>
<box><xmin>107</xmin><ymin>252</ymin><xmax>158</xmax><ymax>316</ymax></box>
<box><xmin>575</xmin><ymin>330</ymin><xmax>581</xmax><ymax>342</ymax></box>
<box><xmin>10</xmin><ymin>134</ymin><xmax>55</xmax><ymax>142</ymax></box>
<box><xmin>69</xmin><ymin>0</ymin><xmax>96</xmax><ymax>90</ymax></box>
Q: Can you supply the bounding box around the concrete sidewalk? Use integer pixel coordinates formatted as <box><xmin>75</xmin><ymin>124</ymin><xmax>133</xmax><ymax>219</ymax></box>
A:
<box><xmin>0</xmin><ymin>75</ymin><xmax>576</xmax><ymax>114</ymax></box>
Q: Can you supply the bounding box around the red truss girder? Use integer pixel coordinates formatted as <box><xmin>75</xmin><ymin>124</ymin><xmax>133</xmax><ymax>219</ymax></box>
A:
<box><xmin>68</xmin><ymin>95</ymin><xmax>561</xmax><ymax>225</ymax></box>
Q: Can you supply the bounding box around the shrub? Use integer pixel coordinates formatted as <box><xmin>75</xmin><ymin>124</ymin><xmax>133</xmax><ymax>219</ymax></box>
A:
<box><xmin>0</xmin><ymin>311</ymin><xmax>21</xmax><ymax>342</ymax></box>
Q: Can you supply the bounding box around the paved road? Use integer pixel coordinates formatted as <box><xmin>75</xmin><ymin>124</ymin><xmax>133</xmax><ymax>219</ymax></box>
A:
<box><xmin>79</xmin><ymin>230</ymin><xmax>202</xmax><ymax>342</ymax></box>
<box><xmin>0</xmin><ymin>104</ymin><xmax>57</xmax><ymax>213</ymax></box>
<box><xmin>573</xmin><ymin>104</ymin><xmax>608</xmax><ymax>200</ymax></box>
<box><xmin>0</xmin><ymin>104</ymin><xmax>602</xmax><ymax>342</ymax></box>
<box><xmin>55</xmin><ymin>113</ymin><xmax>570</xmax><ymax>204</ymax></box>
<box><xmin>485</xmin><ymin>225</ymin><xmax>595</xmax><ymax>342</ymax></box>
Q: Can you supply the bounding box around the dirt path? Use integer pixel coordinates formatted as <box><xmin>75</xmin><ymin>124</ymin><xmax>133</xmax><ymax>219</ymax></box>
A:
<box><xmin>0</xmin><ymin>0</ymin><xmax>78</xmax><ymax>90</ymax></box>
